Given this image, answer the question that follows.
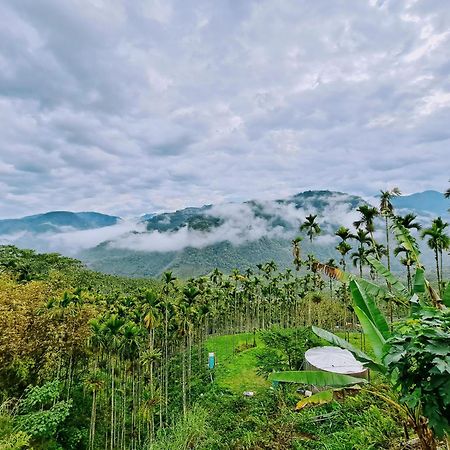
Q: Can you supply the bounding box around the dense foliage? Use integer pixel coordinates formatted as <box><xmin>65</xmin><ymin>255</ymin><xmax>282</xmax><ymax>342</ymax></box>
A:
<box><xmin>0</xmin><ymin>187</ymin><xmax>449</xmax><ymax>449</ymax></box>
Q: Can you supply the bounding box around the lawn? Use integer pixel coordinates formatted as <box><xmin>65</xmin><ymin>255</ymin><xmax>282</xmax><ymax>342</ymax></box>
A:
<box><xmin>206</xmin><ymin>328</ymin><xmax>377</xmax><ymax>394</ymax></box>
<box><xmin>206</xmin><ymin>332</ymin><xmax>270</xmax><ymax>393</ymax></box>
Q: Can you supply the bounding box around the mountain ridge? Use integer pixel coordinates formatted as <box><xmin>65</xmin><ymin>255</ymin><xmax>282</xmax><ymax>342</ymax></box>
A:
<box><xmin>0</xmin><ymin>190</ymin><xmax>447</xmax><ymax>278</ymax></box>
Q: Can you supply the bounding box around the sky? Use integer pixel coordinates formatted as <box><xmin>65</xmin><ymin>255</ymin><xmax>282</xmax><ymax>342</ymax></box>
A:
<box><xmin>1</xmin><ymin>0</ymin><xmax>450</xmax><ymax>219</ymax></box>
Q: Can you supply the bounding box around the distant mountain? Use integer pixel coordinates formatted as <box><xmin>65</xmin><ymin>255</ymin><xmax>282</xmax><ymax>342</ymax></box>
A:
<box><xmin>392</xmin><ymin>190</ymin><xmax>449</xmax><ymax>218</ymax></box>
<box><xmin>82</xmin><ymin>190</ymin><xmax>367</xmax><ymax>277</ymax></box>
<box><xmin>1</xmin><ymin>190</ymin><xmax>447</xmax><ymax>279</ymax></box>
<box><xmin>0</xmin><ymin>211</ymin><xmax>121</xmax><ymax>235</ymax></box>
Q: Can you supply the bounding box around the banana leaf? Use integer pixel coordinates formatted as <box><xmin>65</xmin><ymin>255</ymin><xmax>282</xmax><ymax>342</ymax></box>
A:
<box><xmin>443</xmin><ymin>283</ymin><xmax>450</xmax><ymax>307</ymax></box>
<box><xmin>390</xmin><ymin>221</ymin><xmax>421</xmax><ymax>266</ymax></box>
<box><xmin>268</xmin><ymin>370</ymin><xmax>367</xmax><ymax>386</ymax></box>
<box><xmin>413</xmin><ymin>267</ymin><xmax>425</xmax><ymax>293</ymax></box>
<box><xmin>312</xmin><ymin>326</ymin><xmax>385</xmax><ymax>373</ymax></box>
<box><xmin>295</xmin><ymin>390</ymin><xmax>334</xmax><ymax>410</ymax></box>
<box><xmin>349</xmin><ymin>280</ymin><xmax>390</xmax><ymax>339</ymax></box>
<box><xmin>350</xmin><ymin>277</ymin><xmax>406</xmax><ymax>306</ymax></box>
<box><xmin>353</xmin><ymin>305</ymin><xmax>386</xmax><ymax>361</ymax></box>
<box><xmin>366</xmin><ymin>256</ymin><xmax>409</xmax><ymax>297</ymax></box>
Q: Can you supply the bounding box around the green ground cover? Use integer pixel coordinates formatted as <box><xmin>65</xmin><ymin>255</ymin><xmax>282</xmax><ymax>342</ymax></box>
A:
<box><xmin>206</xmin><ymin>332</ymin><xmax>270</xmax><ymax>393</ymax></box>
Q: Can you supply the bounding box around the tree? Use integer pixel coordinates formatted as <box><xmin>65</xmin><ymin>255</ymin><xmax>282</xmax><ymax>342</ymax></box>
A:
<box><xmin>421</xmin><ymin>218</ymin><xmax>450</xmax><ymax>294</ymax></box>
<box><xmin>161</xmin><ymin>271</ymin><xmax>177</xmax><ymax>423</ymax></box>
<box><xmin>300</xmin><ymin>214</ymin><xmax>321</xmax><ymax>243</ymax></box>
<box><xmin>335</xmin><ymin>226</ymin><xmax>352</xmax><ymax>271</ymax></box>
<box><xmin>351</xmin><ymin>246</ymin><xmax>374</xmax><ymax>278</ymax></box>
<box><xmin>351</xmin><ymin>230</ymin><xmax>371</xmax><ymax>276</ymax></box>
<box><xmin>291</xmin><ymin>237</ymin><xmax>302</xmax><ymax>271</ymax></box>
<box><xmin>353</xmin><ymin>205</ymin><xmax>379</xmax><ymax>255</ymax></box>
<box><xmin>379</xmin><ymin>188</ymin><xmax>401</xmax><ymax>270</ymax></box>
<box><xmin>396</xmin><ymin>213</ymin><xmax>422</xmax><ymax>232</ymax></box>
<box><xmin>392</xmin><ymin>214</ymin><xmax>422</xmax><ymax>292</ymax></box>
<box><xmin>336</xmin><ymin>241</ymin><xmax>352</xmax><ymax>272</ymax></box>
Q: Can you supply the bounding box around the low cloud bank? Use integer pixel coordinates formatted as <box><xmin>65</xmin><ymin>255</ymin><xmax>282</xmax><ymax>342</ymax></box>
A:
<box><xmin>3</xmin><ymin>193</ymin><xmax>418</xmax><ymax>256</ymax></box>
<box><xmin>0</xmin><ymin>220</ymin><xmax>143</xmax><ymax>255</ymax></box>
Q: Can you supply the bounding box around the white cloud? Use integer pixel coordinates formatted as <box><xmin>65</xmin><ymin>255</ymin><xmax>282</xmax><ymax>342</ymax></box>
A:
<box><xmin>0</xmin><ymin>0</ymin><xmax>449</xmax><ymax>219</ymax></box>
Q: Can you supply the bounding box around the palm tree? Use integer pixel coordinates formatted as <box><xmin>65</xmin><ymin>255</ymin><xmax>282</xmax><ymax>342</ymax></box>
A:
<box><xmin>351</xmin><ymin>230</ymin><xmax>371</xmax><ymax>276</ymax></box>
<box><xmin>300</xmin><ymin>214</ymin><xmax>321</xmax><ymax>243</ymax></box>
<box><xmin>325</xmin><ymin>258</ymin><xmax>337</xmax><ymax>297</ymax></box>
<box><xmin>351</xmin><ymin>247</ymin><xmax>374</xmax><ymax>278</ymax></box>
<box><xmin>393</xmin><ymin>214</ymin><xmax>422</xmax><ymax>293</ymax></box>
<box><xmin>335</xmin><ymin>226</ymin><xmax>352</xmax><ymax>242</ymax></box>
<box><xmin>336</xmin><ymin>241</ymin><xmax>352</xmax><ymax>271</ymax></box>
<box><xmin>353</xmin><ymin>205</ymin><xmax>379</xmax><ymax>254</ymax></box>
<box><xmin>395</xmin><ymin>213</ymin><xmax>422</xmax><ymax>232</ymax></box>
<box><xmin>291</xmin><ymin>237</ymin><xmax>302</xmax><ymax>271</ymax></box>
<box><xmin>421</xmin><ymin>217</ymin><xmax>450</xmax><ymax>293</ymax></box>
<box><xmin>379</xmin><ymin>188</ymin><xmax>401</xmax><ymax>271</ymax></box>
<box><xmin>335</xmin><ymin>226</ymin><xmax>352</xmax><ymax>271</ymax></box>
<box><xmin>394</xmin><ymin>246</ymin><xmax>414</xmax><ymax>291</ymax></box>
<box><xmin>161</xmin><ymin>271</ymin><xmax>176</xmax><ymax>423</ymax></box>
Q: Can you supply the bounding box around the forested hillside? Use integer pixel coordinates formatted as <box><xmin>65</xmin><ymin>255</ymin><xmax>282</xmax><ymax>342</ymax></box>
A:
<box><xmin>1</xmin><ymin>190</ymin><xmax>449</xmax><ymax>449</ymax></box>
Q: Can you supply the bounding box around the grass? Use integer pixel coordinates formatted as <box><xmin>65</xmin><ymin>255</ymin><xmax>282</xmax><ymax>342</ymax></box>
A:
<box><xmin>206</xmin><ymin>328</ymin><xmax>379</xmax><ymax>395</ymax></box>
<box><xmin>206</xmin><ymin>332</ymin><xmax>270</xmax><ymax>393</ymax></box>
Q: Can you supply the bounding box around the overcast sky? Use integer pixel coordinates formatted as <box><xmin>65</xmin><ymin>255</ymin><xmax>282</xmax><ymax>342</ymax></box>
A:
<box><xmin>0</xmin><ymin>0</ymin><xmax>449</xmax><ymax>218</ymax></box>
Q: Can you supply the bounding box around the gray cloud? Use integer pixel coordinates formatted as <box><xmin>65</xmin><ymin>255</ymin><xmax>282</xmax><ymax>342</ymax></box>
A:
<box><xmin>0</xmin><ymin>0</ymin><xmax>449</xmax><ymax>219</ymax></box>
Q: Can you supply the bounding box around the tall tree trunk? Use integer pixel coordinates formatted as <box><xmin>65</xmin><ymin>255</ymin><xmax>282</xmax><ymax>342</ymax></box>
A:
<box><xmin>164</xmin><ymin>303</ymin><xmax>169</xmax><ymax>424</ymax></box>
<box><xmin>182</xmin><ymin>334</ymin><xmax>187</xmax><ymax>418</ymax></box>
<box><xmin>385</xmin><ymin>216</ymin><xmax>391</xmax><ymax>271</ymax></box>
<box><xmin>89</xmin><ymin>389</ymin><xmax>97</xmax><ymax>450</ymax></box>
<box><xmin>434</xmin><ymin>248</ymin><xmax>441</xmax><ymax>291</ymax></box>
<box><xmin>110</xmin><ymin>361</ymin><xmax>115</xmax><ymax>450</ymax></box>
<box><xmin>407</xmin><ymin>264</ymin><xmax>411</xmax><ymax>292</ymax></box>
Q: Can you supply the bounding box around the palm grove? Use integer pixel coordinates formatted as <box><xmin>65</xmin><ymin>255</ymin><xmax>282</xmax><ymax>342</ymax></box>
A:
<box><xmin>0</xmin><ymin>188</ymin><xmax>449</xmax><ymax>449</ymax></box>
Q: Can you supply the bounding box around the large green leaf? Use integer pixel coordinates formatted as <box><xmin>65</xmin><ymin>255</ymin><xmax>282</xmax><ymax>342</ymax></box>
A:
<box><xmin>312</xmin><ymin>326</ymin><xmax>385</xmax><ymax>373</ymax></box>
<box><xmin>353</xmin><ymin>305</ymin><xmax>386</xmax><ymax>362</ymax></box>
<box><xmin>390</xmin><ymin>221</ymin><xmax>421</xmax><ymax>266</ymax></box>
<box><xmin>295</xmin><ymin>390</ymin><xmax>334</xmax><ymax>410</ymax></box>
<box><xmin>268</xmin><ymin>370</ymin><xmax>367</xmax><ymax>386</ymax></box>
<box><xmin>366</xmin><ymin>256</ymin><xmax>409</xmax><ymax>297</ymax></box>
<box><xmin>442</xmin><ymin>283</ymin><xmax>450</xmax><ymax>307</ymax></box>
<box><xmin>413</xmin><ymin>268</ymin><xmax>425</xmax><ymax>293</ymax></box>
<box><xmin>348</xmin><ymin>277</ymin><xmax>406</xmax><ymax>306</ymax></box>
<box><xmin>349</xmin><ymin>280</ymin><xmax>390</xmax><ymax>339</ymax></box>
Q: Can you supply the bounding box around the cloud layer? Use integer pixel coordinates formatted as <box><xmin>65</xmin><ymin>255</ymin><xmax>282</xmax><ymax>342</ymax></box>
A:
<box><xmin>0</xmin><ymin>193</ymin><xmax>361</xmax><ymax>255</ymax></box>
<box><xmin>1</xmin><ymin>0</ymin><xmax>449</xmax><ymax>218</ymax></box>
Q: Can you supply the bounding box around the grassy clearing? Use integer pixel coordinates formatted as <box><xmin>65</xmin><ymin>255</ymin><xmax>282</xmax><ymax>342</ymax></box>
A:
<box><xmin>206</xmin><ymin>329</ymin><xmax>376</xmax><ymax>394</ymax></box>
<box><xmin>206</xmin><ymin>332</ymin><xmax>270</xmax><ymax>393</ymax></box>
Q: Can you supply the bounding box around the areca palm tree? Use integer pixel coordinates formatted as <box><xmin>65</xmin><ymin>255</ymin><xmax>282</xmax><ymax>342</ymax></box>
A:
<box><xmin>300</xmin><ymin>214</ymin><xmax>321</xmax><ymax>243</ymax></box>
<box><xmin>379</xmin><ymin>188</ymin><xmax>401</xmax><ymax>270</ymax></box>
<box><xmin>291</xmin><ymin>237</ymin><xmax>302</xmax><ymax>271</ymax></box>
<box><xmin>335</xmin><ymin>226</ymin><xmax>352</xmax><ymax>242</ymax></box>
<box><xmin>161</xmin><ymin>271</ymin><xmax>177</xmax><ymax>423</ymax></box>
<box><xmin>353</xmin><ymin>205</ymin><xmax>379</xmax><ymax>254</ymax></box>
<box><xmin>351</xmin><ymin>229</ymin><xmax>371</xmax><ymax>276</ymax></box>
<box><xmin>394</xmin><ymin>246</ymin><xmax>414</xmax><ymax>291</ymax></box>
<box><xmin>351</xmin><ymin>246</ymin><xmax>375</xmax><ymax>278</ymax></box>
<box><xmin>421</xmin><ymin>218</ymin><xmax>450</xmax><ymax>293</ymax></box>
<box><xmin>396</xmin><ymin>213</ymin><xmax>422</xmax><ymax>232</ymax></box>
<box><xmin>335</xmin><ymin>226</ymin><xmax>352</xmax><ymax>271</ymax></box>
<box><xmin>336</xmin><ymin>241</ymin><xmax>352</xmax><ymax>271</ymax></box>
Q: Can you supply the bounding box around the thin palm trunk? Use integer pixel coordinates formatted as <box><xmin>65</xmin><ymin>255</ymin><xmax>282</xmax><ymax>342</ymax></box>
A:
<box><xmin>385</xmin><ymin>216</ymin><xmax>391</xmax><ymax>271</ymax></box>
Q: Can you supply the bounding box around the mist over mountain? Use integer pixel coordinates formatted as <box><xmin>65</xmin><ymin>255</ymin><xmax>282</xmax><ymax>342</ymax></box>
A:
<box><xmin>391</xmin><ymin>190</ymin><xmax>449</xmax><ymax>218</ymax></box>
<box><xmin>0</xmin><ymin>190</ymin><xmax>447</xmax><ymax>278</ymax></box>
<box><xmin>0</xmin><ymin>211</ymin><xmax>120</xmax><ymax>235</ymax></box>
